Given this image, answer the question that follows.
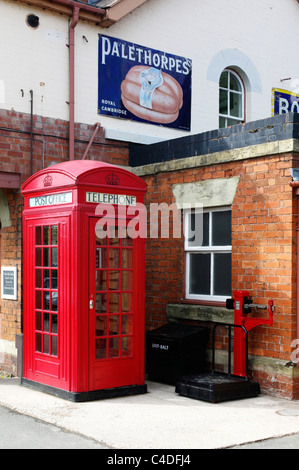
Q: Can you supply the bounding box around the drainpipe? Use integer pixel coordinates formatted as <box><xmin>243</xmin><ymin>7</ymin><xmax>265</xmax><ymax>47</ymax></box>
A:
<box><xmin>82</xmin><ymin>122</ymin><xmax>101</xmax><ymax>160</ymax></box>
<box><xmin>68</xmin><ymin>5</ymin><xmax>80</xmax><ymax>160</ymax></box>
<box><xmin>30</xmin><ymin>90</ymin><xmax>33</xmax><ymax>175</ymax></box>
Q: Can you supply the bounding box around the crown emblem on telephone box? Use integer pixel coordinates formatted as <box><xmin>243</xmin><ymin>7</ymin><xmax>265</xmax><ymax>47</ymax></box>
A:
<box><xmin>105</xmin><ymin>173</ymin><xmax>120</xmax><ymax>186</ymax></box>
<box><xmin>43</xmin><ymin>175</ymin><xmax>53</xmax><ymax>187</ymax></box>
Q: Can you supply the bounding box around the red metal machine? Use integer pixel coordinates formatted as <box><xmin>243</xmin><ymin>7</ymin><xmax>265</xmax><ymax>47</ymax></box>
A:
<box><xmin>226</xmin><ymin>290</ymin><xmax>274</xmax><ymax>378</ymax></box>
<box><xmin>176</xmin><ymin>290</ymin><xmax>274</xmax><ymax>403</ymax></box>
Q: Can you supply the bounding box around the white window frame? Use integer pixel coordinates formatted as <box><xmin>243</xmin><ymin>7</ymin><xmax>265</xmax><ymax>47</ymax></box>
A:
<box><xmin>184</xmin><ymin>206</ymin><xmax>232</xmax><ymax>302</ymax></box>
<box><xmin>219</xmin><ymin>69</ymin><xmax>244</xmax><ymax>128</ymax></box>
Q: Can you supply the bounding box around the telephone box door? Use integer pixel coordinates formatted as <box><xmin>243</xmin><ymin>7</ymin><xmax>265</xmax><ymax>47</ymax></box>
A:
<box><xmin>23</xmin><ymin>216</ymin><xmax>70</xmax><ymax>389</ymax></box>
<box><xmin>88</xmin><ymin>217</ymin><xmax>144</xmax><ymax>391</ymax></box>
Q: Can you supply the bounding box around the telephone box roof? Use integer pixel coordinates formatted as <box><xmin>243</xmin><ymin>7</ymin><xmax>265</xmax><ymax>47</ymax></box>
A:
<box><xmin>22</xmin><ymin>159</ymin><xmax>147</xmax><ymax>194</ymax></box>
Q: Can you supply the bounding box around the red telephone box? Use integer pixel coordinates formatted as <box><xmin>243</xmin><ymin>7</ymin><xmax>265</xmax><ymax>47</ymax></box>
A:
<box><xmin>21</xmin><ymin>160</ymin><xmax>147</xmax><ymax>401</ymax></box>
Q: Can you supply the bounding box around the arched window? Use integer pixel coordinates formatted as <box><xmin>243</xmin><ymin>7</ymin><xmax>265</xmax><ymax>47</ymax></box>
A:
<box><xmin>219</xmin><ymin>69</ymin><xmax>244</xmax><ymax>128</ymax></box>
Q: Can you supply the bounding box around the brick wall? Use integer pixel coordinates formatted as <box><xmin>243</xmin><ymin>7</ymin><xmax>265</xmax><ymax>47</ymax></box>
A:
<box><xmin>0</xmin><ymin>188</ymin><xmax>23</xmax><ymax>374</ymax></box>
<box><xmin>0</xmin><ymin>109</ymin><xmax>129</xmax><ymax>178</ymax></box>
<box><xmin>0</xmin><ymin>189</ymin><xmax>23</xmax><ymax>339</ymax></box>
<box><xmin>231</xmin><ymin>155</ymin><xmax>297</xmax><ymax>359</ymax></box>
<box><xmin>141</xmin><ymin>150</ymin><xmax>299</xmax><ymax>398</ymax></box>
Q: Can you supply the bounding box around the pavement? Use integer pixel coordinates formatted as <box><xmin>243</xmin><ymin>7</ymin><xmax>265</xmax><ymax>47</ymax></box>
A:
<box><xmin>1</xmin><ymin>377</ymin><xmax>299</xmax><ymax>449</ymax></box>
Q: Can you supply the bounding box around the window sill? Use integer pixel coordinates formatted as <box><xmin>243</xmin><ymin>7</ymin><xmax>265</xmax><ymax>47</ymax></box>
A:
<box><xmin>166</xmin><ymin>303</ymin><xmax>233</xmax><ymax>324</ymax></box>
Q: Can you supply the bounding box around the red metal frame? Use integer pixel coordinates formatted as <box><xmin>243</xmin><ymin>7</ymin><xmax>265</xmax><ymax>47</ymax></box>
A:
<box><xmin>232</xmin><ymin>290</ymin><xmax>274</xmax><ymax>377</ymax></box>
<box><xmin>22</xmin><ymin>160</ymin><xmax>147</xmax><ymax>398</ymax></box>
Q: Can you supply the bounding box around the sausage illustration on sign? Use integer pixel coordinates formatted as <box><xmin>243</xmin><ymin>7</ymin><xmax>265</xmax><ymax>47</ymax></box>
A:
<box><xmin>121</xmin><ymin>66</ymin><xmax>183</xmax><ymax>124</ymax></box>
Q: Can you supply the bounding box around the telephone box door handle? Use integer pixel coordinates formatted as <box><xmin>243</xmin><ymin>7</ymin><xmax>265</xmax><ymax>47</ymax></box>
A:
<box><xmin>89</xmin><ymin>299</ymin><xmax>94</xmax><ymax>309</ymax></box>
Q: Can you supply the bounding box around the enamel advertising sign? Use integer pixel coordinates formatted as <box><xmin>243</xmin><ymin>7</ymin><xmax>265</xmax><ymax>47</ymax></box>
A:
<box><xmin>98</xmin><ymin>35</ymin><xmax>192</xmax><ymax>131</ymax></box>
<box><xmin>272</xmin><ymin>88</ymin><xmax>299</xmax><ymax>115</ymax></box>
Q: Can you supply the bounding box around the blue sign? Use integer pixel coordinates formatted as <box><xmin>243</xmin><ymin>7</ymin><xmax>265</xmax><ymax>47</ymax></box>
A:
<box><xmin>98</xmin><ymin>35</ymin><xmax>192</xmax><ymax>131</ymax></box>
<box><xmin>272</xmin><ymin>88</ymin><xmax>299</xmax><ymax>115</ymax></box>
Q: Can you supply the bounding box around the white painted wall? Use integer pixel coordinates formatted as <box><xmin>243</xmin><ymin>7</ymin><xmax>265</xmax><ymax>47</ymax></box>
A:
<box><xmin>0</xmin><ymin>1</ymin><xmax>69</xmax><ymax>119</ymax></box>
<box><xmin>1</xmin><ymin>0</ymin><xmax>299</xmax><ymax>143</ymax></box>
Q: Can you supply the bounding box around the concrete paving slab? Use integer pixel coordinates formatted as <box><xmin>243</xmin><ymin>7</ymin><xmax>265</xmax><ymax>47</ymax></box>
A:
<box><xmin>1</xmin><ymin>378</ymin><xmax>299</xmax><ymax>449</ymax></box>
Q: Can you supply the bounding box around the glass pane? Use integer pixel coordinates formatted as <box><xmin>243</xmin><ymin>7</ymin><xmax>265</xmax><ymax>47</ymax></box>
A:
<box><xmin>122</xmin><ymin>271</ymin><xmax>133</xmax><ymax>290</ymax></box>
<box><xmin>188</xmin><ymin>213</ymin><xmax>196</xmax><ymax>246</ymax></box>
<box><xmin>109</xmin><ymin>337</ymin><xmax>120</xmax><ymax>358</ymax></box>
<box><xmin>51</xmin><ymin>336</ymin><xmax>58</xmax><ymax>356</ymax></box>
<box><xmin>51</xmin><ymin>226</ymin><xmax>58</xmax><ymax>245</ymax></box>
<box><xmin>219</xmin><ymin>89</ymin><xmax>228</xmax><ymax>115</ymax></box>
<box><xmin>219</xmin><ymin>71</ymin><xmax>228</xmax><ymax>88</ymax></box>
<box><xmin>35</xmin><ymin>248</ymin><xmax>42</xmax><ymax>266</ymax></box>
<box><xmin>109</xmin><ymin>315</ymin><xmax>119</xmax><ymax>335</ymax></box>
<box><xmin>219</xmin><ymin>116</ymin><xmax>226</xmax><ymax>128</ymax></box>
<box><xmin>95</xmin><ymin>315</ymin><xmax>106</xmax><ymax>336</ymax></box>
<box><xmin>189</xmin><ymin>253</ymin><xmax>211</xmax><ymax>295</ymax></box>
<box><xmin>35</xmin><ymin>333</ymin><xmax>42</xmax><ymax>352</ymax></box>
<box><xmin>96</xmin><ymin>293</ymin><xmax>107</xmax><ymax>313</ymax></box>
<box><xmin>44</xmin><ymin>270</ymin><xmax>50</xmax><ymax>288</ymax></box>
<box><xmin>117</xmin><ymin>225</ymin><xmax>127</xmax><ymax>240</ymax></box>
<box><xmin>95</xmin><ymin>223</ymin><xmax>107</xmax><ymax>241</ymax></box>
<box><xmin>44</xmin><ymin>291</ymin><xmax>50</xmax><ymax>310</ymax></box>
<box><xmin>212</xmin><ymin>211</ymin><xmax>231</xmax><ymax>246</ymax></box>
<box><xmin>122</xmin><ymin>337</ymin><xmax>133</xmax><ymax>357</ymax></box>
<box><xmin>43</xmin><ymin>226</ymin><xmax>49</xmax><ymax>245</ymax></box>
<box><xmin>96</xmin><ymin>271</ymin><xmax>107</xmax><ymax>291</ymax></box>
<box><xmin>96</xmin><ymin>248</ymin><xmax>105</xmax><ymax>269</ymax></box>
<box><xmin>230</xmin><ymin>92</ymin><xmax>242</xmax><ymax>118</ymax></box>
<box><xmin>214</xmin><ymin>253</ymin><xmax>232</xmax><ymax>296</ymax></box>
<box><xmin>96</xmin><ymin>234</ymin><xmax>107</xmax><ymax>246</ymax></box>
<box><xmin>109</xmin><ymin>249</ymin><xmax>120</xmax><ymax>268</ymax></box>
<box><xmin>109</xmin><ymin>226</ymin><xmax>120</xmax><ymax>245</ymax></box>
<box><xmin>35</xmin><ymin>311</ymin><xmax>42</xmax><ymax>330</ymax></box>
<box><xmin>51</xmin><ymin>314</ymin><xmax>58</xmax><ymax>333</ymax></box>
<box><xmin>227</xmin><ymin>118</ymin><xmax>240</xmax><ymax>126</ymax></box>
<box><xmin>203</xmin><ymin>213</ymin><xmax>210</xmax><ymax>246</ymax></box>
<box><xmin>51</xmin><ymin>270</ymin><xmax>58</xmax><ymax>289</ymax></box>
<box><xmin>51</xmin><ymin>292</ymin><xmax>58</xmax><ymax>312</ymax></box>
<box><xmin>96</xmin><ymin>338</ymin><xmax>106</xmax><ymax>359</ymax></box>
<box><xmin>109</xmin><ymin>271</ymin><xmax>120</xmax><ymax>291</ymax></box>
<box><xmin>51</xmin><ymin>247</ymin><xmax>58</xmax><ymax>267</ymax></box>
<box><xmin>35</xmin><ymin>226</ymin><xmax>42</xmax><ymax>245</ymax></box>
<box><xmin>109</xmin><ymin>293</ymin><xmax>119</xmax><ymax>313</ymax></box>
<box><xmin>43</xmin><ymin>248</ymin><xmax>49</xmax><ymax>267</ymax></box>
<box><xmin>43</xmin><ymin>313</ymin><xmax>50</xmax><ymax>332</ymax></box>
<box><xmin>44</xmin><ymin>313</ymin><xmax>50</xmax><ymax>332</ymax></box>
<box><xmin>122</xmin><ymin>249</ymin><xmax>133</xmax><ymax>268</ymax></box>
<box><xmin>96</xmin><ymin>248</ymin><xmax>107</xmax><ymax>268</ymax></box>
<box><xmin>43</xmin><ymin>335</ymin><xmax>49</xmax><ymax>354</ymax></box>
<box><xmin>230</xmin><ymin>73</ymin><xmax>242</xmax><ymax>92</ymax></box>
<box><xmin>122</xmin><ymin>293</ymin><xmax>132</xmax><ymax>312</ymax></box>
<box><xmin>122</xmin><ymin>315</ymin><xmax>133</xmax><ymax>335</ymax></box>
<box><xmin>122</xmin><ymin>235</ymin><xmax>133</xmax><ymax>247</ymax></box>
<box><xmin>35</xmin><ymin>290</ymin><xmax>42</xmax><ymax>309</ymax></box>
<box><xmin>188</xmin><ymin>212</ymin><xmax>208</xmax><ymax>247</ymax></box>
<box><xmin>35</xmin><ymin>269</ymin><xmax>42</xmax><ymax>288</ymax></box>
